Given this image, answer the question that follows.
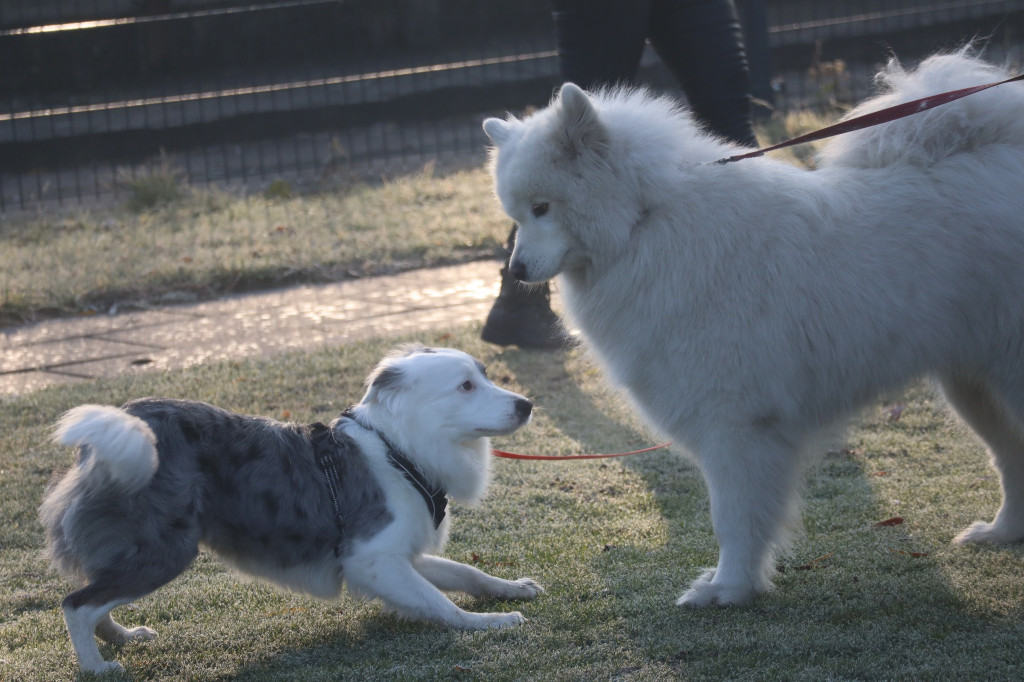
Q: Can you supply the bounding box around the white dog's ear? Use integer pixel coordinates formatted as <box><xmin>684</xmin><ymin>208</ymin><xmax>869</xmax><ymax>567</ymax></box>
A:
<box><xmin>483</xmin><ymin>117</ymin><xmax>517</xmax><ymax>146</ymax></box>
<box><xmin>557</xmin><ymin>82</ymin><xmax>609</xmax><ymax>158</ymax></box>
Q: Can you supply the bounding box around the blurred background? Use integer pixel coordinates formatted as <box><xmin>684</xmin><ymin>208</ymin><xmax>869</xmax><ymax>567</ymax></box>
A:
<box><xmin>2</xmin><ymin>0</ymin><xmax>1023</xmax><ymax>213</ymax></box>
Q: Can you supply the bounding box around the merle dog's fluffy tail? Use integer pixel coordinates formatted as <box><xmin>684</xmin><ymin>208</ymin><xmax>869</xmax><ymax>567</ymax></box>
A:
<box><xmin>41</xmin><ymin>406</ymin><xmax>159</xmax><ymax>580</ymax></box>
<box><xmin>52</xmin><ymin>405</ymin><xmax>158</xmax><ymax>493</ymax></box>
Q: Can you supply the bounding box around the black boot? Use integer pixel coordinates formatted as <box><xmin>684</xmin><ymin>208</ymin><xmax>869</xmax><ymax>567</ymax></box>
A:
<box><xmin>481</xmin><ymin>265</ymin><xmax>568</xmax><ymax>350</ymax></box>
<box><xmin>481</xmin><ymin>225</ymin><xmax>568</xmax><ymax>350</ymax></box>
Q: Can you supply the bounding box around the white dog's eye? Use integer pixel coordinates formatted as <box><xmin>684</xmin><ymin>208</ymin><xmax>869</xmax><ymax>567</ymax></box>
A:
<box><xmin>459</xmin><ymin>380</ymin><xmax>474</xmax><ymax>392</ymax></box>
<box><xmin>531</xmin><ymin>202</ymin><xmax>549</xmax><ymax>218</ymax></box>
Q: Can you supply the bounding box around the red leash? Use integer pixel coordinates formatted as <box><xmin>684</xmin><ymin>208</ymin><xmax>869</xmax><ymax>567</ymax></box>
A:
<box><xmin>492</xmin><ymin>442</ymin><xmax>671</xmax><ymax>461</ymax></box>
<box><xmin>717</xmin><ymin>71</ymin><xmax>1024</xmax><ymax>164</ymax></box>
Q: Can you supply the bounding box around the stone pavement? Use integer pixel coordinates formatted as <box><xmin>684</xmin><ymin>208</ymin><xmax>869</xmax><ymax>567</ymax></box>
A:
<box><xmin>0</xmin><ymin>260</ymin><xmax>511</xmax><ymax>397</ymax></box>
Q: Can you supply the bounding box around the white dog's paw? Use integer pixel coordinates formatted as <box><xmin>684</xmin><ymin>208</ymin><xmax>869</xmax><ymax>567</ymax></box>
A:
<box><xmin>675</xmin><ymin>568</ymin><xmax>763</xmax><ymax>608</ymax></box>
<box><xmin>953</xmin><ymin>520</ymin><xmax>1024</xmax><ymax>545</ymax></box>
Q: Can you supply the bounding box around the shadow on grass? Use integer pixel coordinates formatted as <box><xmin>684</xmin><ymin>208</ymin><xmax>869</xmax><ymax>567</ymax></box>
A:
<box><xmin>197</xmin><ymin>608</ymin><xmax>528</xmax><ymax>681</ymax></box>
<box><xmin>493</xmin><ymin>348</ymin><xmax>1024</xmax><ymax>677</ymax></box>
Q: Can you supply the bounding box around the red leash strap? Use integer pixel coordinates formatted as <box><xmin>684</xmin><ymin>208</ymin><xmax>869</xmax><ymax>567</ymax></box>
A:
<box><xmin>717</xmin><ymin>72</ymin><xmax>1024</xmax><ymax>164</ymax></box>
<box><xmin>492</xmin><ymin>442</ymin><xmax>671</xmax><ymax>461</ymax></box>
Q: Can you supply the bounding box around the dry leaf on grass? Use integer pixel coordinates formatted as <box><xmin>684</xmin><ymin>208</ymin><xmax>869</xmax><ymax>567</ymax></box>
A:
<box><xmin>794</xmin><ymin>553</ymin><xmax>833</xmax><ymax>571</ymax></box>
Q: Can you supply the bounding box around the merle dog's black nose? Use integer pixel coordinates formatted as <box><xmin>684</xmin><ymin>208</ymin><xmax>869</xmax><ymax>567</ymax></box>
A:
<box><xmin>515</xmin><ymin>398</ymin><xmax>533</xmax><ymax>419</ymax></box>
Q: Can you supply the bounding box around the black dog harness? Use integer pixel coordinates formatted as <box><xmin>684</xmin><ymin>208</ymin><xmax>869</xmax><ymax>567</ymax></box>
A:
<box><xmin>310</xmin><ymin>414</ymin><xmax>447</xmax><ymax>549</ymax></box>
<box><xmin>308</xmin><ymin>422</ymin><xmax>351</xmax><ymax>552</ymax></box>
<box><xmin>374</xmin><ymin>429</ymin><xmax>448</xmax><ymax>531</ymax></box>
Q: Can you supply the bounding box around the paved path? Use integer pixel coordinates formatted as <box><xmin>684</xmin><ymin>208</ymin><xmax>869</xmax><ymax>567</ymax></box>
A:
<box><xmin>0</xmin><ymin>260</ymin><xmax>509</xmax><ymax>397</ymax></box>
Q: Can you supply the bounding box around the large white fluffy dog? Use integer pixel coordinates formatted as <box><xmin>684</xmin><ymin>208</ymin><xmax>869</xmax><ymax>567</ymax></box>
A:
<box><xmin>483</xmin><ymin>52</ymin><xmax>1024</xmax><ymax>607</ymax></box>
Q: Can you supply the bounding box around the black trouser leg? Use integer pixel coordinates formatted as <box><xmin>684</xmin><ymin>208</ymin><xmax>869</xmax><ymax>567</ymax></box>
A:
<box><xmin>550</xmin><ymin>0</ymin><xmax>756</xmax><ymax>147</ymax></box>
<box><xmin>648</xmin><ymin>0</ymin><xmax>756</xmax><ymax>146</ymax></box>
<box><xmin>551</xmin><ymin>0</ymin><xmax>652</xmax><ymax>89</ymax></box>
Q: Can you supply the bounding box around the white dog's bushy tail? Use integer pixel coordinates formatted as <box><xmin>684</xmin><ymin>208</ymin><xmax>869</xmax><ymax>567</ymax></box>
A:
<box><xmin>53</xmin><ymin>405</ymin><xmax>158</xmax><ymax>492</ymax></box>
<box><xmin>820</xmin><ymin>49</ymin><xmax>1024</xmax><ymax>169</ymax></box>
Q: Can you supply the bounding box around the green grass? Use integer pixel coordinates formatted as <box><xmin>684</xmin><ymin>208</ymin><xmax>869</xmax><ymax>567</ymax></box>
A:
<box><xmin>0</xmin><ymin>165</ymin><xmax>508</xmax><ymax>326</ymax></box>
<box><xmin>3</xmin><ymin>327</ymin><xmax>1024</xmax><ymax>680</ymax></box>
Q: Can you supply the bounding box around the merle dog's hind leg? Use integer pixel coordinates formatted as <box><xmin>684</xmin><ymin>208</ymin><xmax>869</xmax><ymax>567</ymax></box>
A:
<box><xmin>941</xmin><ymin>374</ymin><xmax>1024</xmax><ymax>544</ymax></box>
<box><xmin>64</xmin><ymin>591</ymin><xmax>136</xmax><ymax>674</ymax></box>
<box><xmin>95</xmin><ymin>612</ymin><xmax>158</xmax><ymax>645</ymax></box>
<box><xmin>63</xmin><ymin>546</ymin><xmax>197</xmax><ymax>674</ymax></box>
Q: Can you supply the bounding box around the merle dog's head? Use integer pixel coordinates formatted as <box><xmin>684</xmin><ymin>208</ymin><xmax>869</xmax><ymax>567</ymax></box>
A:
<box><xmin>354</xmin><ymin>344</ymin><xmax>533</xmax><ymax>503</ymax></box>
<box><xmin>361</xmin><ymin>344</ymin><xmax>532</xmax><ymax>441</ymax></box>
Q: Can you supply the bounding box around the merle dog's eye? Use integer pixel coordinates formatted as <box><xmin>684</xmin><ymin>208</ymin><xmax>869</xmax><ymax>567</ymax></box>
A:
<box><xmin>531</xmin><ymin>202</ymin><xmax>549</xmax><ymax>218</ymax></box>
<box><xmin>459</xmin><ymin>380</ymin><xmax>474</xmax><ymax>392</ymax></box>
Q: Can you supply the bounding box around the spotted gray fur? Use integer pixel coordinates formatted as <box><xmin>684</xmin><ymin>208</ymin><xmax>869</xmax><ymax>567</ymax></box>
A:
<box><xmin>42</xmin><ymin>397</ymin><xmax>392</xmax><ymax>610</ymax></box>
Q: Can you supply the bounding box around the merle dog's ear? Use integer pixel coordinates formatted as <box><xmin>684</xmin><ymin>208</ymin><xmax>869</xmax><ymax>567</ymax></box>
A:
<box><xmin>362</xmin><ymin>365</ymin><xmax>403</xmax><ymax>407</ymax></box>
<box><xmin>557</xmin><ymin>82</ymin><xmax>609</xmax><ymax>159</ymax></box>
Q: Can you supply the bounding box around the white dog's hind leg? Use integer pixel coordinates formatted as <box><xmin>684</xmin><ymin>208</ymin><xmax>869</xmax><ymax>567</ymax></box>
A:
<box><xmin>679</xmin><ymin>437</ymin><xmax>802</xmax><ymax>607</ymax></box>
<box><xmin>414</xmin><ymin>555</ymin><xmax>543</xmax><ymax>600</ymax></box>
<box><xmin>942</xmin><ymin>375</ymin><xmax>1024</xmax><ymax>544</ymax></box>
<box><xmin>346</xmin><ymin>558</ymin><xmax>526</xmax><ymax>630</ymax></box>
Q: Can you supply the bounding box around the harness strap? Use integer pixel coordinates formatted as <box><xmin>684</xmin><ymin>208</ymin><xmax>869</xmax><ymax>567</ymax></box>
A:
<box><xmin>339</xmin><ymin>408</ymin><xmax>448</xmax><ymax>530</ymax></box>
<box><xmin>381</xmin><ymin>436</ymin><xmax>448</xmax><ymax>530</ymax></box>
<box><xmin>309</xmin><ymin>421</ymin><xmax>348</xmax><ymax>556</ymax></box>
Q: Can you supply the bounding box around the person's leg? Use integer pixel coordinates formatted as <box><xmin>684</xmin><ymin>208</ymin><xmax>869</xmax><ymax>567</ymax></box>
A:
<box><xmin>648</xmin><ymin>0</ymin><xmax>757</xmax><ymax>146</ymax></box>
<box><xmin>551</xmin><ymin>0</ymin><xmax>651</xmax><ymax>89</ymax></box>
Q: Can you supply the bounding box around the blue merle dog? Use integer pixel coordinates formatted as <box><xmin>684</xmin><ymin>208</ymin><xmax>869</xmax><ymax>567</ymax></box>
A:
<box><xmin>41</xmin><ymin>345</ymin><xmax>540</xmax><ymax>674</ymax></box>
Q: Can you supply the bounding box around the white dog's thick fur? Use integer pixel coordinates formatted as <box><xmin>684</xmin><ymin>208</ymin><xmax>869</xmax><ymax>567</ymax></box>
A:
<box><xmin>484</xmin><ymin>51</ymin><xmax>1024</xmax><ymax>607</ymax></box>
<box><xmin>41</xmin><ymin>346</ymin><xmax>540</xmax><ymax>674</ymax></box>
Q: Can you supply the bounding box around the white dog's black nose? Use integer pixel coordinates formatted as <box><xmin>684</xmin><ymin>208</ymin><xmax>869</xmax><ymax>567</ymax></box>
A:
<box><xmin>515</xmin><ymin>398</ymin><xmax>533</xmax><ymax>420</ymax></box>
<box><xmin>508</xmin><ymin>261</ymin><xmax>527</xmax><ymax>281</ymax></box>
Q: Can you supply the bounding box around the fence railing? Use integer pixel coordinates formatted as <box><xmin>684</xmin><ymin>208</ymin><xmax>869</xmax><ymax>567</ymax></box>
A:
<box><xmin>2</xmin><ymin>0</ymin><xmax>1023</xmax><ymax>212</ymax></box>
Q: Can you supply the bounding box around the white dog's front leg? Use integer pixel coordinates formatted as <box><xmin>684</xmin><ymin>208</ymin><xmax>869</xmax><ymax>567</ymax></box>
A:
<box><xmin>346</xmin><ymin>557</ymin><xmax>526</xmax><ymax>630</ymax></box>
<box><xmin>678</xmin><ymin>438</ymin><xmax>801</xmax><ymax>607</ymax></box>
<box><xmin>414</xmin><ymin>555</ymin><xmax>543</xmax><ymax>600</ymax></box>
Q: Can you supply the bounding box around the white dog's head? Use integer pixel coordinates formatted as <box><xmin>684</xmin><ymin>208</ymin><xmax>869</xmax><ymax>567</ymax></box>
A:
<box><xmin>354</xmin><ymin>344</ymin><xmax>532</xmax><ymax>502</ymax></box>
<box><xmin>485</xmin><ymin>83</ymin><xmax>720</xmax><ymax>285</ymax></box>
<box><xmin>483</xmin><ymin>83</ymin><xmax>607</xmax><ymax>284</ymax></box>
<box><xmin>484</xmin><ymin>83</ymin><xmax>661</xmax><ymax>284</ymax></box>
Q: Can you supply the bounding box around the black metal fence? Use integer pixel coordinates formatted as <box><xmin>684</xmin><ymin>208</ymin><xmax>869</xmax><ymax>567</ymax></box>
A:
<box><xmin>2</xmin><ymin>0</ymin><xmax>1023</xmax><ymax>212</ymax></box>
